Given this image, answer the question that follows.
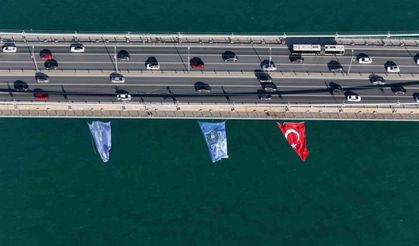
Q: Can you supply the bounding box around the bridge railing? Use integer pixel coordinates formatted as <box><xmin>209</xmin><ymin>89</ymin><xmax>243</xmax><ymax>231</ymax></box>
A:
<box><xmin>2</xmin><ymin>30</ymin><xmax>419</xmax><ymax>46</ymax></box>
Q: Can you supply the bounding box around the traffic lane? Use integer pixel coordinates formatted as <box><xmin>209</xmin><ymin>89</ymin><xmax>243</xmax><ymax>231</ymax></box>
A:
<box><xmin>0</xmin><ymin>59</ymin><xmax>405</xmax><ymax>74</ymax></box>
<box><xmin>25</xmin><ymin>45</ymin><xmax>419</xmax><ymax>59</ymax></box>
<box><xmin>3</xmin><ymin>87</ymin><xmax>417</xmax><ymax>104</ymax></box>
<box><xmin>19</xmin><ymin>45</ymin><xmax>292</xmax><ymax>56</ymax></box>
<box><xmin>2</xmin><ymin>76</ymin><xmax>419</xmax><ymax>91</ymax></box>
<box><xmin>2</xmin><ymin>50</ymin><xmax>419</xmax><ymax>73</ymax></box>
<box><xmin>4</xmin><ymin>80</ymin><xmax>419</xmax><ymax>95</ymax></box>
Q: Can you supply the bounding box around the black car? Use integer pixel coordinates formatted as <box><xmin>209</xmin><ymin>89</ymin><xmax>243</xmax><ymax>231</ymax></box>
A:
<box><xmin>257</xmin><ymin>73</ymin><xmax>272</xmax><ymax>82</ymax></box>
<box><xmin>329</xmin><ymin>82</ymin><xmax>343</xmax><ymax>94</ymax></box>
<box><xmin>391</xmin><ymin>86</ymin><xmax>406</xmax><ymax>95</ymax></box>
<box><xmin>369</xmin><ymin>74</ymin><xmax>386</xmax><ymax>85</ymax></box>
<box><xmin>261</xmin><ymin>82</ymin><xmax>277</xmax><ymax>92</ymax></box>
<box><xmin>257</xmin><ymin>89</ymin><xmax>272</xmax><ymax>100</ymax></box>
<box><xmin>117</xmin><ymin>50</ymin><xmax>130</xmax><ymax>61</ymax></box>
<box><xmin>289</xmin><ymin>54</ymin><xmax>304</xmax><ymax>63</ymax></box>
<box><xmin>44</xmin><ymin>59</ymin><xmax>58</xmax><ymax>70</ymax></box>
<box><xmin>14</xmin><ymin>80</ymin><xmax>29</xmax><ymax>92</ymax></box>
<box><xmin>194</xmin><ymin>82</ymin><xmax>211</xmax><ymax>93</ymax></box>
<box><xmin>222</xmin><ymin>51</ymin><xmax>238</xmax><ymax>62</ymax></box>
<box><xmin>328</xmin><ymin>60</ymin><xmax>343</xmax><ymax>72</ymax></box>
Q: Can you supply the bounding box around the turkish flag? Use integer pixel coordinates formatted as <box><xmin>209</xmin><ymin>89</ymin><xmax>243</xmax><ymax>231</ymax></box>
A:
<box><xmin>277</xmin><ymin>122</ymin><xmax>309</xmax><ymax>162</ymax></box>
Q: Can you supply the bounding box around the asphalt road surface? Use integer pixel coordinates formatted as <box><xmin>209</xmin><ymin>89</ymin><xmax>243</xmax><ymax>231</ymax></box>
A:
<box><xmin>1</xmin><ymin>43</ymin><xmax>419</xmax><ymax>104</ymax></box>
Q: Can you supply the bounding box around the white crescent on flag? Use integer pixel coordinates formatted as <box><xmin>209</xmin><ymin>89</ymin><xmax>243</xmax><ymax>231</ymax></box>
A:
<box><xmin>284</xmin><ymin>129</ymin><xmax>300</xmax><ymax>148</ymax></box>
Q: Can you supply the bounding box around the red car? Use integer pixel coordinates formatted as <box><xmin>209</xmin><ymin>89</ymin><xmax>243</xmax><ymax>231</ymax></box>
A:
<box><xmin>34</xmin><ymin>93</ymin><xmax>49</xmax><ymax>101</ymax></box>
<box><xmin>190</xmin><ymin>57</ymin><xmax>205</xmax><ymax>69</ymax></box>
<box><xmin>40</xmin><ymin>49</ymin><xmax>53</xmax><ymax>61</ymax></box>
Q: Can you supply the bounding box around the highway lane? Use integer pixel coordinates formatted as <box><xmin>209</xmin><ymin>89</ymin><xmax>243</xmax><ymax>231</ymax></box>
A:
<box><xmin>2</xmin><ymin>45</ymin><xmax>419</xmax><ymax>74</ymax></box>
<box><xmin>0</xmin><ymin>76</ymin><xmax>417</xmax><ymax>104</ymax></box>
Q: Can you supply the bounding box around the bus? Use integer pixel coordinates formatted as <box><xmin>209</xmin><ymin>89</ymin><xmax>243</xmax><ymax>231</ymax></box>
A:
<box><xmin>291</xmin><ymin>44</ymin><xmax>345</xmax><ymax>56</ymax></box>
<box><xmin>324</xmin><ymin>45</ymin><xmax>345</xmax><ymax>55</ymax></box>
<box><xmin>292</xmin><ymin>44</ymin><xmax>322</xmax><ymax>55</ymax></box>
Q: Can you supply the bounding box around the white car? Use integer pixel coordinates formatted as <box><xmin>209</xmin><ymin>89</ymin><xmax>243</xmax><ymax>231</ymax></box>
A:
<box><xmin>36</xmin><ymin>74</ymin><xmax>49</xmax><ymax>83</ymax></box>
<box><xmin>358</xmin><ymin>57</ymin><xmax>372</xmax><ymax>64</ymax></box>
<box><xmin>262</xmin><ymin>61</ymin><xmax>277</xmax><ymax>71</ymax></box>
<box><xmin>117</xmin><ymin>94</ymin><xmax>131</xmax><ymax>101</ymax></box>
<box><xmin>2</xmin><ymin>46</ymin><xmax>17</xmax><ymax>53</ymax></box>
<box><xmin>70</xmin><ymin>44</ymin><xmax>85</xmax><ymax>53</ymax></box>
<box><xmin>386</xmin><ymin>66</ymin><xmax>400</xmax><ymax>73</ymax></box>
<box><xmin>110</xmin><ymin>74</ymin><xmax>125</xmax><ymax>83</ymax></box>
<box><xmin>346</xmin><ymin>95</ymin><xmax>361</xmax><ymax>102</ymax></box>
<box><xmin>146</xmin><ymin>63</ymin><xmax>160</xmax><ymax>70</ymax></box>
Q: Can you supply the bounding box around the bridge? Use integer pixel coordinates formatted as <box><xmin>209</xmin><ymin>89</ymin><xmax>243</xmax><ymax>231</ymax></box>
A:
<box><xmin>1</xmin><ymin>31</ymin><xmax>419</xmax><ymax>120</ymax></box>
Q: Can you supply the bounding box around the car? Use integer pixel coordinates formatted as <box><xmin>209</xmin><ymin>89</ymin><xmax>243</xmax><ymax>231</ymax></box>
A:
<box><xmin>328</xmin><ymin>60</ymin><xmax>343</xmax><ymax>72</ymax></box>
<box><xmin>40</xmin><ymin>52</ymin><xmax>53</xmax><ymax>61</ymax></box>
<box><xmin>257</xmin><ymin>90</ymin><xmax>272</xmax><ymax>100</ymax></box>
<box><xmin>70</xmin><ymin>44</ymin><xmax>85</xmax><ymax>53</ymax></box>
<box><xmin>329</xmin><ymin>82</ymin><xmax>343</xmax><ymax>94</ymax></box>
<box><xmin>391</xmin><ymin>86</ymin><xmax>406</xmax><ymax>95</ymax></box>
<box><xmin>416</xmin><ymin>58</ymin><xmax>419</xmax><ymax>65</ymax></box>
<box><xmin>222</xmin><ymin>51</ymin><xmax>238</xmax><ymax>62</ymax></box>
<box><xmin>14</xmin><ymin>80</ymin><xmax>29</xmax><ymax>92</ymax></box>
<box><xmin>117</xmin><ymin>93</ymin><xmax>131</xmax><ymax>101</ymax></box>
<box><xmin>146</xmin><ymin>57</ymin><xmax>160</xmax><ymax>70</ymax></box>
<box><xmin>194</xmin><ymin>82</ymin><xmax>211</xmax><ymax>93</ymax></box>
<box><xmin>289</xmin><ymin>54</ymin><xmax>304</xmax><ymax>63</ymax></box>
<box><xmin>40</xmin><ymin>49</ymin><xmax>53</xmax><ymax>60</ymax></box>
<box><xmin>110</xmin><ymin>73</ymin><xmax>125</xmax><ymax>83</ymax></box>
<box><xmin>369</xmin><ymin>75</ymin><xmax>386</xmax><ymax>85</ymax></box>
<box><xmin>414</xmin><ymin>93</ymin><xmax>419</xmax><ymax>102</ymax></box>
<box><xmin>358</xmin><ymin>56</ymin><xmax>372</xmax><ymax>64</ymax></box>
<box><xmin>190</xmin><ymin>57</ymin><xmax>204</xmax><ymax>69</ymax></box>
<box><xmin>44</xmin><ymin>59</ymin><xmax>58</xmax><ymax>70</ymax></box>
<box><xmin>346</xmin><ymin>94</ymin><xmax>361</xmax><ymax>102</ymax></box>
<box><xmin>257</xmin><ymin>73</ymin><xmax>272</xmax><ymax>82</ymax></box>
<box><xmin>261</xmin><ymin>60</ymin><xmax>277</xmax><ymax>71</ymax></box>
<box><xmin>261</xmin><ymin>82</ymin><xmax>277</xmax><ymax>92</ymax></box>
<box><xmin>34</xmin><ymin>92</ymin><xmax>48</xmax><ymax>101</ymax></box>
<box><xmin>386</xmin><ymin>65</ymin><xmax>400</xmax><ymax>73</ymax></box>
<box><xmin>36</xmin><ymin>73</ymin><xmax>49</xmax><ymax>83</ymax></box>
<box><xmin>117</xmin><ymin>50</ymin><xmax>130</xmax><ymax>61</ymax></box>
<box><xmin>2</xmin><ymin>44</ymin><xmax>16</xmax><ymax>53</ymax></box>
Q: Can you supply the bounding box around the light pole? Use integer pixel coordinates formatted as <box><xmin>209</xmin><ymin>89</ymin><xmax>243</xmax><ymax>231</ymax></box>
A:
<box><xmin>32</xmin><ymin>46</ymin><xmax>38</xmax><ymax>72</ymax></box>
<box><xmin>347</xmin><ymin>49</ymin><xmax>354</xmax><ymax>75</ymax></box>
<box><xmin>187</xmin><ymin>46</ymin><xmax>190</xmax><ymax>72</ymax></box>
<box><xmin>114</xmin><ymin>46</ymin><xmax>119</xmax><ymax>73</ymax></box>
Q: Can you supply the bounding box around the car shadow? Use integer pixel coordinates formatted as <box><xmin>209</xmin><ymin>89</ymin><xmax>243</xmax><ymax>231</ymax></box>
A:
<box><xmin>327</xmin><ymin>60</ymin><xmax>342</xmax><ymax>71</ymax></box>
<box><xmin>414</xmin><ymin>53</ymin><xmax>419</xmax><ymax>64</ymax></box>
<box><xmin>145</xmin><ymin>56</ymin><xmax>158</xmax><ymax>67</ymax></box>
<box><xmin>356</xmin><ymin>53</ymin><xmax>368</xmax><ymax>60</ymax></box>
<box><xmin>384</xmin><ymin>60</ymin><xmax>396</xmax><ymax>69</ymax></box>
<box><xmin>13</xmin><ymin>80</ymin><xmax>28</xmax><ymax>91</ymax></box>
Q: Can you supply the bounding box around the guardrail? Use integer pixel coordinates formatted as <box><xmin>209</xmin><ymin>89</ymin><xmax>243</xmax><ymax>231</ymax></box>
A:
<box><xmin>2</xmin><ymin>30</ymin><xmax>419</xmax><ymax>46</ymax></box>
<box><xmin>0</xmin><ymin>100</ymin><xmax>417</xmax><ymax>121</ymax></box>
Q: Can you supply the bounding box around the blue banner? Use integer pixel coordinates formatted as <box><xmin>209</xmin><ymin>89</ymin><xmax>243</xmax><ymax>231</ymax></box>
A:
<box><xmin>88</xmin><ymin>121</ymin><xmax>112</xmax><ymax>163</ymax></box>
<box><xmin>198</xmin><ymin>121</ymin><xmax>229</xmax><ymax>163</ymax></box>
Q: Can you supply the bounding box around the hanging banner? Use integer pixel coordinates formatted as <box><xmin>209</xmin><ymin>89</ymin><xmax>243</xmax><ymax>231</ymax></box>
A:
<box><xmin>198</xmin><ymin>121</ymin><xmax>229</xmax><ymax>163</ymax></box>
<box><xmin>88</xmin><ymin>121</ymin><xmax>112</xmax><ymax>163</ymax></box>
<box><xmin>277</xmin><ymin>122</ymin><xmax>309</xmax><ymax>162</ymax></box>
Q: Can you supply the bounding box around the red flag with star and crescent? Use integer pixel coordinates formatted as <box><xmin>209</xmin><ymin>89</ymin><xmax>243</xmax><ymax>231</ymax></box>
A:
<box><xmin>277</xmin><ymin>122</ymin><xmax>309</xmax><ymax>162</ymax></box>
